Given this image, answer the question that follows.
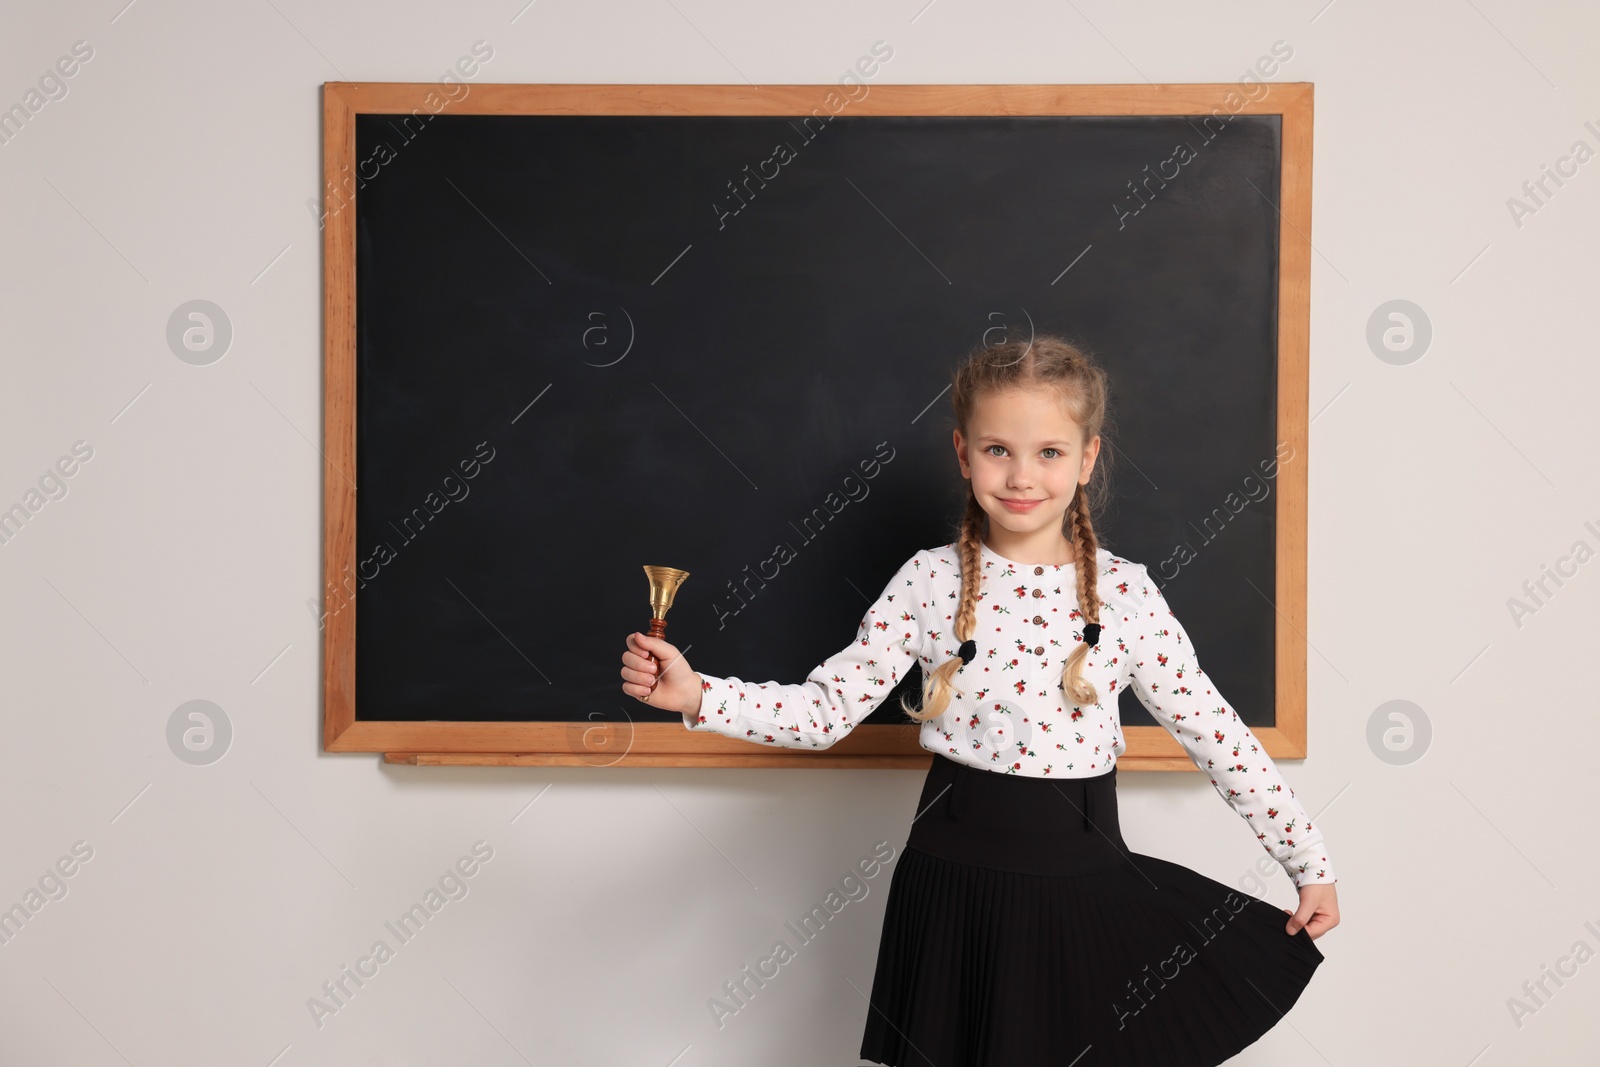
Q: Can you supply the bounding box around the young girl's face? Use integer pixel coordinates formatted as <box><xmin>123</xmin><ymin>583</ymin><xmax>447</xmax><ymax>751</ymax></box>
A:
<box><xmin>953</xmin><ymin>386</ymin><xmax>1099</xmax><ymax>543</ymax></box>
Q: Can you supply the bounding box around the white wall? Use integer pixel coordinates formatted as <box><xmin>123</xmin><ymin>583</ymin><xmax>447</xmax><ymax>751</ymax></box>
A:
<box><xmin>3</xmin><ymin>1</ymin><xmax>1597</xmax><ymax>1063</ymax></box>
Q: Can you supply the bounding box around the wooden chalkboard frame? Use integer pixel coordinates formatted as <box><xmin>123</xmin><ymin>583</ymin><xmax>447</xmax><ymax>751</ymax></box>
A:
<box><xmin>320</xmin><ymin>81</ymin><xmax>1313</xmax><ymax>769</ymax></box>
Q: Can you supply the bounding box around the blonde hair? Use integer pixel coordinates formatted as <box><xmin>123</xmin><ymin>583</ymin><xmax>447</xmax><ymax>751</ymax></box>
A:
<box><xmin>900</xmin><ymin>334</ymin><xmax>1115</xmax><ymax>723</ymax></box>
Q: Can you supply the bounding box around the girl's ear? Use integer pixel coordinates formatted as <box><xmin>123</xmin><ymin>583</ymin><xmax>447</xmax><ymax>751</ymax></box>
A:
<box><xmin>952</xmin><ymin>427</ymin><xmax>970</xmax><ymax>478</ymax></box>
<box><xmin>1079</xmin><ymin>434</ymin><xmax>1101</xmax><ymax>484</ymax></box>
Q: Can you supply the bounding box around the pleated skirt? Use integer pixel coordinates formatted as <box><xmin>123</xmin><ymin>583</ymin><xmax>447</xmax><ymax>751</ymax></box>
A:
<box><xmin>858</xmin><ymin>755</ymin><xmax>1325</xmax><ymax>1067</ymax></box>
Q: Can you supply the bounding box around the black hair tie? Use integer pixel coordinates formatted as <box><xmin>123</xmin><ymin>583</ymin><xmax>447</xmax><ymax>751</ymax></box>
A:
<box><xmin>1083</xmin><ymin>623</ymin><xmax>1101</xmax><ymax>647</ymax></box>
<box><xmin>957</xmin><ymin>639</ymin><xmax>977</xmax><ymax>663</ymax></box>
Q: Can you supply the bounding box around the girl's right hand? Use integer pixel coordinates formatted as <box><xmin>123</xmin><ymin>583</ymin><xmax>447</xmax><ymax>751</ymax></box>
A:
<box><xmin>621</xmin><ymin>631</ymin><xmax>702</xmax><ymax>717</ymax></box>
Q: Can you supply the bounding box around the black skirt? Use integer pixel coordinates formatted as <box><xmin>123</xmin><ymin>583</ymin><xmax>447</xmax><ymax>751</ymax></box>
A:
<box><xmin>858</xmin><ymin>755</ymin><xmax>1325</xmax><ymax>1066</ymax></box>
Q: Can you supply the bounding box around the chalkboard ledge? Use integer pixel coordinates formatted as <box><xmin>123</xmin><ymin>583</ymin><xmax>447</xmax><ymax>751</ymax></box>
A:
<box><xmin>380</xmin><ymin>752</ymin><xmax>1213</xmax><ymax>770</ymax></box>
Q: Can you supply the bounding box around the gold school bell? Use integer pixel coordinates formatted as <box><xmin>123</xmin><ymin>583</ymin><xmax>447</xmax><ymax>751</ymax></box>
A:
<box><xmin>640</xmin><ymin>565</ymin><xmax>691</xmax><ymax>692</ymax></box>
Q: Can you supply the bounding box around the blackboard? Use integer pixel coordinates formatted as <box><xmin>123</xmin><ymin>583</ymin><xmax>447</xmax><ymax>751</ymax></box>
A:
<box><xmin>319</xmin><ymin>83</ymin><xmax>1313</xmax><ymax>766</ymax></box>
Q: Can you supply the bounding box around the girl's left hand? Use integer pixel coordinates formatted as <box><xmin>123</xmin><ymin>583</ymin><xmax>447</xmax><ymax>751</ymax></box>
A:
<box><xmin>1285</xmin><ymin>883</ymin><xmax>1339</xmax><ymax>940</ymax></box>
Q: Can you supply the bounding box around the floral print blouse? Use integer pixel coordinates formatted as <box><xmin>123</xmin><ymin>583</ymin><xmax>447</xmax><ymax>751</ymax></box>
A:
<box><xmin>684</xmin><ymin>541</ymin><xmax>1337</xmax><ymax>887</ymax></box>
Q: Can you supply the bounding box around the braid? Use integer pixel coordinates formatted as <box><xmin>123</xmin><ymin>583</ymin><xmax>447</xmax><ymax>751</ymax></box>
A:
<box><xmin>952</xmin><ymin>493</ymin><xmax>986</xmax><ymax>645</ymax></box>
<box><xmin>1060</xmin><ymin>482</ymin><xmax>1102</xmax><ymax>706</ymax></box>
<box><xmin>900</xmin><ymin>491</ymin><xmax>987</xmax><ymax>723</ymax></box>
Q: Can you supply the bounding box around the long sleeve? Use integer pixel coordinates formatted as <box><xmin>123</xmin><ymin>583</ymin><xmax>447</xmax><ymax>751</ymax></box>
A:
<box><xmin>1121</xmin><ymin>563</ymin><xmax>1336</xmax><ymax>888</ymax></box>
<box><xmin>682</xmin><ymin>549</ymin><xmax>929</xmax><ymax>749</ymax></box>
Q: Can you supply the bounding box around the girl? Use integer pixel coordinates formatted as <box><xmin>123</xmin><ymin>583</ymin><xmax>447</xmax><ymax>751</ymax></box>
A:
<box><xmin>621</xmin><ymin>336</ymin><xmax>1340</xmax><ymax>1066</ymax></box>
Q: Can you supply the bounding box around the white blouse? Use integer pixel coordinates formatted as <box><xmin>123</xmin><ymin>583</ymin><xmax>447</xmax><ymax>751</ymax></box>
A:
<box><xmin>683</xmin><ymin>541</ymin><xmax>1336</xmax><ymax>887</ymax></box>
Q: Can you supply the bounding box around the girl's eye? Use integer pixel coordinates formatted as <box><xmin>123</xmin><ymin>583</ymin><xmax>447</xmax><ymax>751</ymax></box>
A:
<box><xmin>1041</xmin><ymin>448</ymin><xmax>1061</xmax><ymax>459</ymax></box>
